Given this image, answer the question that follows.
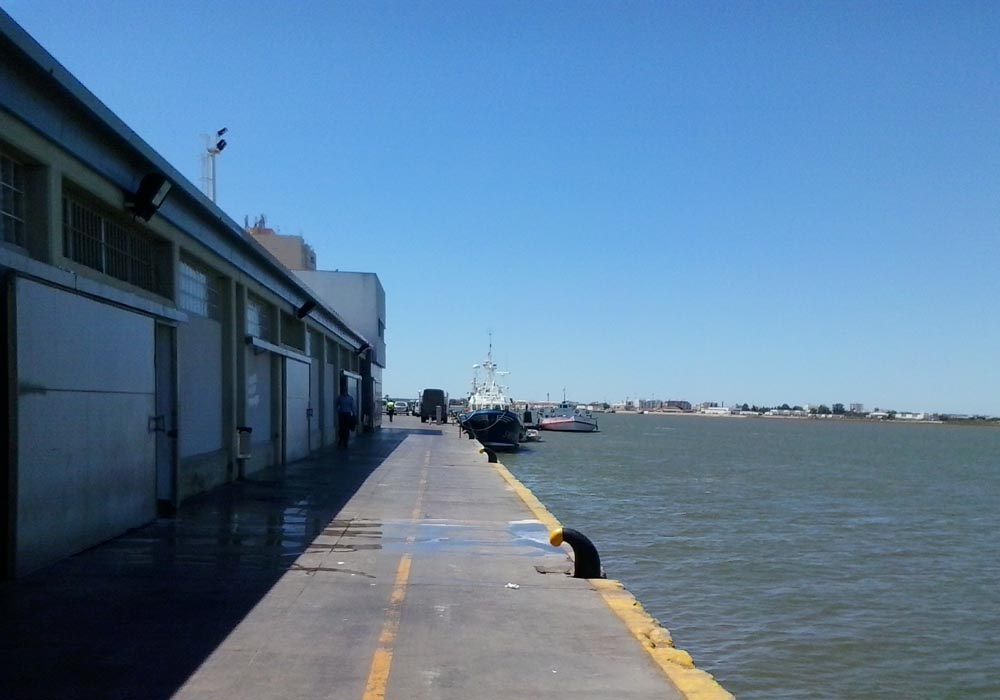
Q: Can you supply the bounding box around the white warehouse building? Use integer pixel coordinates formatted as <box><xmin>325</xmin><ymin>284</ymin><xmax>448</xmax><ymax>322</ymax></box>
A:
<box><xmin>0</xmin><ymin>12</ymin><xmax>384</xmax><ymax>578</ymax></box>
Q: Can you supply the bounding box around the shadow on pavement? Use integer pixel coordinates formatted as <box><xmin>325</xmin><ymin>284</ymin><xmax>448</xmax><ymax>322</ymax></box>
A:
<box><xmin>0</xmin><ymin>428</ymin><xmax>414</xmax><ymax>700</ymax></box>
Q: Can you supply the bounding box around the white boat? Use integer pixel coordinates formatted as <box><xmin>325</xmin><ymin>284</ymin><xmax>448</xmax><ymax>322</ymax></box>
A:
<box><xmin>521</xmin><ymin>428</ymin><xmax>542</xmax><ymax>442</ymax></box>
<box><xmin>537</xmin><ymin>399</ymin><xmax>599</xmax><ymax>432</ymax></box>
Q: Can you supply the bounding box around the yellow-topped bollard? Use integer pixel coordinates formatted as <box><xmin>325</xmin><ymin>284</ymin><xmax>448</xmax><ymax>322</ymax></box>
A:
<box><xmin>549</xmin><ymin>526</ymin><xmax>603</xmax><ymax>579</ymax></box>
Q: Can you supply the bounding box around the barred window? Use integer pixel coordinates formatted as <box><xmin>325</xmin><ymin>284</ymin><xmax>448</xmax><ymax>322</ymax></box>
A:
<box><xmin>179</xmin><ymin>258</ymin><xmax>222</xmax><ymax>320</ymax></box>
<box><xmin>63</xmin><ymin>194</ymin><xmax>167</xmax><ymax>295</ymax></box>
<box><xmin>280</xmin><ymin>311</ymin><xmax>305</xmax><ymax>350</ymax></box>
<box><xmin>246</xmin><ymin>294</ymin><xmax>272</xmax><ymax>340</ymax></box>
<box><xmin>1</xmin><ymin>152</ymin><xmax>26</xmax><ymax>247</ymax></box>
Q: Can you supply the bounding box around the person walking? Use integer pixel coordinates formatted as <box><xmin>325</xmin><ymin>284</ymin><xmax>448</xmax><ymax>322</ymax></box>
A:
<box><xmin>386</xmin><ymin>399</ymin><xmax>395</xmax><ymax>422</ymax></box>
<box><xmin>336</xmin><ymin>390</ymin><xmax>356</xmax><ymax>448</ymax></box>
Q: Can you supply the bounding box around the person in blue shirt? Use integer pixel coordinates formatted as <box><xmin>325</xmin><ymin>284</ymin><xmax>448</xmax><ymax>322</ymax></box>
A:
<box><xmin>336</xmin><ymin>390</ymin><xmax>356</xmax><ymax>448</ymax></box>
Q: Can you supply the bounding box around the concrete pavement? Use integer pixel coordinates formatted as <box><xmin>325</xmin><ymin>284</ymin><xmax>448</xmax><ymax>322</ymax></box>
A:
<box><xmin>0</xmin><ymin>416</ymin><xmax>732</xmax><ymax>700</ymax></box>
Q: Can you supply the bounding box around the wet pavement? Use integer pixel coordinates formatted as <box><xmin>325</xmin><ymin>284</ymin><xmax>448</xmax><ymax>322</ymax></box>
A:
<box><xmin>1</xmin><ymin>418</ymin><xmax>691</xmax><ymax>700</ymax></box>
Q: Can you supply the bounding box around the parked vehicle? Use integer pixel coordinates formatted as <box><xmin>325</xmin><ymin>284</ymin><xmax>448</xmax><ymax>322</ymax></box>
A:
<box><xmin>420</xmin><ymin>389</ymin><xmax>449</xmax><ymax>423</ymax></box>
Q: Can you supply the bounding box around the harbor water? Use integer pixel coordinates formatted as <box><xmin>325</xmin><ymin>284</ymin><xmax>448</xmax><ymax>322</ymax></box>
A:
<box><xmin>502</xmin><ymin>413</ymin><xmax>1000</xmax><ymax>700</ymax></box>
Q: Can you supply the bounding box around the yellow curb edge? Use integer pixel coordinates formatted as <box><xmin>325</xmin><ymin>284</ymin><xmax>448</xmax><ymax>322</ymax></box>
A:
<box><xmin>492</xmin><ymin>457</ymin><xmax>735</xmax><ymax>700</ymax></box>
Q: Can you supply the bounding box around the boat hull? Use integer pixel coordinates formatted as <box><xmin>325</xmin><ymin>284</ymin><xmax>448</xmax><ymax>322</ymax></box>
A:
<box><xmin>460</xmin><ymin>409</ymin><xmax>522</xmax><ymax>451</ymax></box>
<box><xmin>536</xmin><ymin>417</ymin><xmax>599</xmax><ymax>432</ymax></box>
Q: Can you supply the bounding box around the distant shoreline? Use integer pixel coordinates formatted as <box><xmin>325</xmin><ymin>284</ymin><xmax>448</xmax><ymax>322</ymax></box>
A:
<box><xmin>605</xmin><ymin>410</ymin><xmax>1000</xmax><ymax>427</ymax></box>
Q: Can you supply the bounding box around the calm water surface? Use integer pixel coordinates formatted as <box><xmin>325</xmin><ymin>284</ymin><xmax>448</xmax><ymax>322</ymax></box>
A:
<box><xmin>503</xmin><ymin>414</ymin><xmax>1000</xmax><ymax>700</ymax></box>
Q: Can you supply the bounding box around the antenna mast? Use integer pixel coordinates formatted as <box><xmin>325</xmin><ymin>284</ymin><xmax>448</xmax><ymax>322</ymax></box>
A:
<box><xmin>200</xmin><ymin>127</ymin><xmax>228</xmax><ymax>202</ymax></box>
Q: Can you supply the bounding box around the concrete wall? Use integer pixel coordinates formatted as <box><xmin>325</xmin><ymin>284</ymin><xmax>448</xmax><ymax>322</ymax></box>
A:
<box><xmin>14</xmin><ymin>278</ymin><xmax>156</xmax><ymax>575</ymax></box>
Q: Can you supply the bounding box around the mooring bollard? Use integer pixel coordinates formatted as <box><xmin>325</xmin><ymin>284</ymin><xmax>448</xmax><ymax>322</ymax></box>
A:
<box><xmin>479</xmin><ymin>446</ymin><xmax>498</xmax><ymax>463</ymax></box>
<box><xmin>549</xmin><ymin>527</ymin><xmax>603</xmax><ymax>578</ymax></box>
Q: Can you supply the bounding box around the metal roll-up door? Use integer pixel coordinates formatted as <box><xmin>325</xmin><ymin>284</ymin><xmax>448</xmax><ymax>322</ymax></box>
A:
<box><xmin>283</xmin><ymin>357</ymin><xmax>311</xmax><ymax>463</ymax></box>
<box><xmin>14</xmin><ymin>278</ymin><xmax>156</xmax><ymax>575</ymax></box>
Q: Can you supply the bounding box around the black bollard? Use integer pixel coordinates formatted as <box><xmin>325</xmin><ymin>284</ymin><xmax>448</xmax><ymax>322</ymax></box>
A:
<box><xmin>549</xmin><ymin>527</ymin><xmax>603</xmax><ymax>578</ymax></box>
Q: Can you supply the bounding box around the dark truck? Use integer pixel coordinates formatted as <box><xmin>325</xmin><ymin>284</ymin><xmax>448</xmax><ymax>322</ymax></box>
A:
<box><xmin>419</xmin><ymin>388</ymin><xmax>448</xmax><ymax>423</ymax></box>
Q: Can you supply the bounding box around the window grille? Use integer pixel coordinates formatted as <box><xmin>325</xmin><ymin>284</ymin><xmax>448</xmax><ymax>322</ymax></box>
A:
<box><xmin>1</xmin><ymin>152</ymin><xmax>26</xmax><ymax>246</ymax></box>
<box><xmin>63</xmin><ymin>195</ymin><xmax>165</xmax><ymax>295</ymax></box>
<box><xmin>179</xmin><ymin>258</ymin><xmax>222</xmax><ymax>320</ymax></box>
<box><xmin>280</xmin><ymin>311</ymin><xmax>305</xmax><ymax>350</ymax></box>
<box><xmin>246</xmin><ymin>294</ymin><xmax>272</xmax><ymax>340</ymax></box>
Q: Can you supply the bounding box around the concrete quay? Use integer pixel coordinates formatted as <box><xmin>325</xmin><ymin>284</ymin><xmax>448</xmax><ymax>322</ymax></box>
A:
<box><xmin>0</xmin><ymin>416</ymin><xmax>732</xmax><ymax>700</ymax></box>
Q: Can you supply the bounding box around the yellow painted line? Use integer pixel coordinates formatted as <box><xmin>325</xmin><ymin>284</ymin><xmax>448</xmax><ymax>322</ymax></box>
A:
<box><xmin>361</xmin><ymin>449</ymin><xmax>430</xmax><ymax>700</ymax></box>
<box><xmin>362</xmin><ymin>553</ymin><xmax>412</xmax><ymax>700</ymax></box>
<box><xmin>409</xmin><ymin>450</ymin><xmax>430</xmax><ymax>526</ymax></box>
<box><xmin>490</xmin><ymin>459</ymin><xmax>561</xmax><ymax>532</ymax></box>
<box><xmin>491</xmin><ymin>455</ymin><xmax>734</xmax><ymax>700</ymax></box>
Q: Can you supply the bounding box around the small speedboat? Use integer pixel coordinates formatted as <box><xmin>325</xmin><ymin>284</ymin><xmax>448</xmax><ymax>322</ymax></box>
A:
<box><xmin>521</xmin><ymin>428</ymin><xmax>542</xmax><ymax>442</ymax></box>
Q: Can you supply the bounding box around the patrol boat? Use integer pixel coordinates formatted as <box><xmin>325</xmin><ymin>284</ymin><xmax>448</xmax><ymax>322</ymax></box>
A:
<box><xmin>459</xmin><ymin>345</ymin><xmax>523</xmax><ymax>451</ymax></box>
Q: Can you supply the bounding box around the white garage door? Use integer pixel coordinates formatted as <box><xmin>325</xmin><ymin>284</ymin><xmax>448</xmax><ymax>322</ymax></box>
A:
<box><xmin>284</xmin><ymin>357</ymin><xmax>311</xmax><ymax>463</ymax></box>
<box><xmin>15</xmin><ymin>278</ymin><xmax>156</xmax><ymax>575</ymax></box>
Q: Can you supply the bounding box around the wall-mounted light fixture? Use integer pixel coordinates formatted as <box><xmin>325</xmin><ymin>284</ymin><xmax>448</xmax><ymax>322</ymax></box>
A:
<box><xmin>125</xmin><ymin>173</ymin><xmax>172</xmax><ymax>221</ymax></box>
<box><xmin>295</xmin><ymin>300</ymin><xmax>317</xmax><ymax>319</ymax></box>
<box><xmin>356</xmin><ymin>342</ymin><xmax>371</xmax><ymax>356</ymax></box>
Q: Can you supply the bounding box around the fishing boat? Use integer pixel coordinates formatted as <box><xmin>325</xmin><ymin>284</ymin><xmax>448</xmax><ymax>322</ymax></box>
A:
<box><xmin>459</xmin><ymin>344</ymin><xmax>523</xmax><ymax>451</ymax></box>
<box><xmin>537</xmin><ymin>396</ymin><xmax>599</xmax><ymax>432</ymax></box>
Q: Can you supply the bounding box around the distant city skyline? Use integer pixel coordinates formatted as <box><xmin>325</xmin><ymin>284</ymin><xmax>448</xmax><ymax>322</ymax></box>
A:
<box><xmin>6</xmin><ymin>2</ymin><xmax>997</xmax><ymax>416</ymax></box>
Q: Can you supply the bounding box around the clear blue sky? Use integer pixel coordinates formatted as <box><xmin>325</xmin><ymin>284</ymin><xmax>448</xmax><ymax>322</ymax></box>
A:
<box><xmin>6</xmin><ymin>1</ymin><xmax>998</xmax><ymax>415</ymax></box>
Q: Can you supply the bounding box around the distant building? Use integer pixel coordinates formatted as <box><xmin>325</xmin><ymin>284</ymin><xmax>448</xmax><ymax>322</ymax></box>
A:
<box><xmin>295</xmin><ymin>269</ymin><xmax>387</xmax><ymax>421</ymax></box>
<box><xmin>850</xmin><ymin>403</ymin><xmax>865</xmax><ymax>413</ymax></box>
<box><xmin>700</xmin><ymin>406</ymin><xmax>733</xmax><ymax>416</ymax></box>
<box><xmin>665</xmin><ymin>400</ymin><xmax>692</xmax><ymax>411</ymax></box>
<box><xmin>247</xmin><ymin>225</ymin><xmax>386</xmax><ymax>431</ymax></box>
<box><xmin>247</xmin><ymin>221</ymin><xmax>317</xmax><ymax>271</ymax></box>
<box><xmin>765</xmin><ymin>409</ymin><xmax>810</xmax><ymax>417</ymax></box>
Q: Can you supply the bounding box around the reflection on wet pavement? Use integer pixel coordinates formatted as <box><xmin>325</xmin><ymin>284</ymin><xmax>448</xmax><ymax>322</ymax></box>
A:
<box><xmin>0</xmin><ymin>429</ymin><xmax>412</xmax><ymax>700</ymax></box>
<box><xmin>380</xmin><ymin>518</ymin><xmax>554</xmax><ymax>556</ymax></box>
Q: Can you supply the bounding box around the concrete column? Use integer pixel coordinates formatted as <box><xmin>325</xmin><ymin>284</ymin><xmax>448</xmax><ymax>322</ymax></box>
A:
<box><xmin>221</xmin><ymin>277</ymin><xmax>237</xmax><ymax>482</ymax></box>
<box><xmin>270</xmin><ymin>300</ymin><xmax>283</xmax><ymax>465</ymax></box>
<box><xmin>29</xmin><ymin>163</ymin><xmax>61</xmax><ymax>264</ymax></box>
<box><xmin>233</xmin><ymin>283</ymin><xmax>247</xmax><ymax>478</ymax></box>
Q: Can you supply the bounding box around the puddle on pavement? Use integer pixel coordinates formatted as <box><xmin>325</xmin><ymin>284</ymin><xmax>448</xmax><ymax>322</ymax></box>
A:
<box><xmin>379</xmin><ymin>518</ymin><xmax>555</xmax><ymax>556</ymax></box>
